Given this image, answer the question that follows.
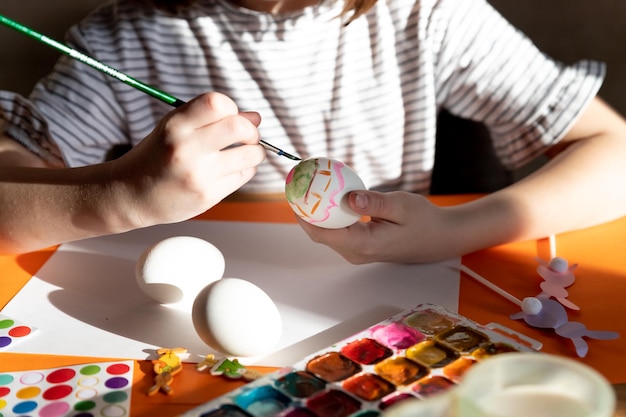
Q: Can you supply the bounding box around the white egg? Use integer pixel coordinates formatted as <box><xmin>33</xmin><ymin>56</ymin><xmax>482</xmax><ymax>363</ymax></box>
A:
<box><xmin>192</xmin><ymin>277</ymin><xmax>282</xmax><ymax>357</ymax></box>
<box><xmin>135</xmin><ymin>236</ymin><xmax>225</xmax><ymax>310</ymax></box>
<box><xmin>285</xmin><ymin>157</ymin><xmax>366</xmax><ymax>229</ymax></box>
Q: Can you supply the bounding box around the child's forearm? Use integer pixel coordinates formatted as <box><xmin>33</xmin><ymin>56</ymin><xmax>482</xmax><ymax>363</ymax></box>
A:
<box><xmin>450</xmin><ymin>105</ymin><xmax>626</xmax><ymax>255</ymax></box>
<box><xmin>0</xmin><ymin>163</ymin><xmax>132</xmax><ymax>254</ymax></box>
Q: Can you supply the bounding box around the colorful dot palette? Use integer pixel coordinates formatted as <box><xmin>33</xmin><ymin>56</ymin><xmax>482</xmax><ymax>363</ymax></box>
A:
<box><xmin>180</xmin><ymin>303</ymin><xmax>538</xmax><ymax>417</ymax></box>
<box><xmin>0</xmin><ymin>313</ymin><xmax>37</xmax><ymax>352</ymax></box>
<box><xmin>0</xmin><ymin>360</ymin><xmax>133</xmax><ymax>417</ymax></box>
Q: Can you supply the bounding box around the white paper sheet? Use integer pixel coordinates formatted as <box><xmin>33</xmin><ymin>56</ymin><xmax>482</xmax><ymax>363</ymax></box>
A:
<box><xmin>2</xmin><ymin>220</ymin><xmax>460</xmax><ymax>366</ymax></box>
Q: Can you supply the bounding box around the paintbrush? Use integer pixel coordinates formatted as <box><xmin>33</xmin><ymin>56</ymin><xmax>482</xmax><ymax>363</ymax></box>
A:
<box><xmin>0</xmin><ymin>14</ymin><xmax>301</xmax><ymax>161</ymax></box>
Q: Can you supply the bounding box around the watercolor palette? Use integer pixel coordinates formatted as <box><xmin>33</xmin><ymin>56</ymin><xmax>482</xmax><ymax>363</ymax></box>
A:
<box><xmin>181</xmin><ymin>303</ymin><xmax>539</xmax><ymax>417</ymax></box>
<box><xmin>0</xmin><ymin>313</ymin><xmax>37</xmax><ymax>352</ymax></box>
<box><xmin>0</xmin><ymin>360</ymin><xmax>134</xmax><ymax>417</ymax></box>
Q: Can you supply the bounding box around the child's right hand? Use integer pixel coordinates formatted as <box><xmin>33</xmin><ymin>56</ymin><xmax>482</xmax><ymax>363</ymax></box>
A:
<box><xmin>109</xmin><ymin>92</ymin><xmax>265</xmax><ymax>229</ymax></box>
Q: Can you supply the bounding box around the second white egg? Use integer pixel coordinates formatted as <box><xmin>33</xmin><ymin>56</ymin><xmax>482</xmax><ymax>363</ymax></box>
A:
<box><xmin>135</xmin><ymin>236</ymin><xmax>225</xmax><ymax>310</ymax></box>
<box><xmin>192</xmin><ymin>277</ymin><xmax>282</xmax><ymax>357</ymax></box>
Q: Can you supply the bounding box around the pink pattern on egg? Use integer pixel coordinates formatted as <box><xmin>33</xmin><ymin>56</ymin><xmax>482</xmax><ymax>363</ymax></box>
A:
<box><xmin>309</xmin><ymin>161</ymin><xmax>346</xmax><ymax>224</ymax></box>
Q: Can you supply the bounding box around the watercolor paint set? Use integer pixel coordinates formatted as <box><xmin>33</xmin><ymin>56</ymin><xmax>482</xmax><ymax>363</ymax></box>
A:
<box><xmin>181</xmin><ymin>303</ymin><xmax>540</xmax><ymax>417</ymax></box>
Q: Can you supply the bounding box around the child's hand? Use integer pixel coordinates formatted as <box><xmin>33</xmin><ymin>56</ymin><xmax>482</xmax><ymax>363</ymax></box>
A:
<box><xmin>296</xmin><ymin>190</ymin><xmax>460</xmax><ymax>264</ymax></box>
<box><xmin>110</xmin><ymin>92</ymin><xmax>265</xmax><ymax>228</ymax></box>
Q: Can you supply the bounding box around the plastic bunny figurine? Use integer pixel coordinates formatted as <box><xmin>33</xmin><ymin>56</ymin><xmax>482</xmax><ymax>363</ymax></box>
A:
<box><xmin>535</xmin><ymin>256</ymin><xmax>580</xmax><ymax>310</ymax></box>
<box><xmin>510</xmin><ymin>297</ymin><xmax>619</xmax><ymax>357</ymax></box>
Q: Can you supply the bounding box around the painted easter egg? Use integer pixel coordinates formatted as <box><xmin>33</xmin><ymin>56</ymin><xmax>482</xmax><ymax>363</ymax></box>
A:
<box><xmin>135</xmin><ymin>236</ymin><xmax>225</xmax><ymax>311</ymax></box>
<box><xmin>192</xmin><ymin>278</ymin><xmax>282</xmax><ymax>357</ymax></box>
<box><xmin>285</xmin><ymin>157</ymin><xmax>366</xmax><ymax>229</ymax></box>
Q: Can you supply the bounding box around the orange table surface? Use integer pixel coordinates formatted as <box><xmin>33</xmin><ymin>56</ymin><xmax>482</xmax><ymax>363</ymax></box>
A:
<box><xmin>1</xmin><ymin>194</ymin><xmax>625</xmax><ymax>417</ymax></box>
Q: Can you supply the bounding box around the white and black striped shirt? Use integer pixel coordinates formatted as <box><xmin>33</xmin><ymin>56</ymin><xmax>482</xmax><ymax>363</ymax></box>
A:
<box><xmin>0</xmin><ymin>0</ymin><xmax>604</xmax><ymax>194</ymax></box>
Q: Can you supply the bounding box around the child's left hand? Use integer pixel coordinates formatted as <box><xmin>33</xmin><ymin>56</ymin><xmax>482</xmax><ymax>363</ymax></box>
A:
<box><xmin>296</xmin><ymin>190</ymin><xmax>461</xmax><ymax>264</ymax></box>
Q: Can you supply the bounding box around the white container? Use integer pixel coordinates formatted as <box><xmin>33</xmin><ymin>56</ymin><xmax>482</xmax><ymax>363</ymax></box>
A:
<box><xmin>384</xmin><ymin>353</ymin><xmax>616</xmax><ymax>417</ymax></box>
<box><xmin>455</xmin><ymin>353</ymin><xmax>615</xmax><ymax>417</ymax></box>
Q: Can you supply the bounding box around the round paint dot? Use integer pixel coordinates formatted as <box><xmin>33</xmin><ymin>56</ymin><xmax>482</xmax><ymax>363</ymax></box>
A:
<box><xmin>78</xmin><ymin>376</ymin><xmax>99</xmax><ymax>387</ymax></box>
<box><xmin>80</xmin><ymin>365</ymin><xmax>101</xmax><ymax>376</ymax></box>
<box><xmin>0</xmin><ymin>387</ymin><xmax>10</xmax><ymax>397</ymax></box>
<box><xmin>43</xmin><ymin>385</ymin><xmax>73</xmax><ymax>400</ymax></box>
<box><xmin>0</xmin><ymin>398</ymin><xmax>7</xmax><ymax>409</ymax></box>
<box><xmin>8</xmin><ymin>326</ymin><xmax>32</xmax><ymax>338</ymax></box>
<box><xmin>16</xmin><ymin>386</ymin><xmax>40</xmax><ymax>399</ymax></box>
<box><xmin>105</xmin><ymin>377</ymin><xmax>129</xmax><ymax>390</ymax></box>
<box><xmin>74</xmin><ymin>400</ymin><xmax>96</xmax><ymax>411</ymax></box>
<box><xmin>12</xmin><ymin>400</ymin><xmax>38</xmax><ymax>414</ymax></box>
<box><xmin>0</xmin><ymin>319</ymin><xmax>14</xmax><ymax>329</ymax></box>
<box><xmin>20</xmin><ymin>372</ymin><xmax>44</xmax><ymax>385</ymax></box>
<box><xmin>39</xmin><ymin>401</ymin><xmax>70</xmax><ymax>417</ymax></box>
<box><xmin>76</xmin><ymin>388</ymin><xmax>97</xmax><ymax>400</ymax></box>
<box><xmin>106</xmin><ymin>363</ymin><xmax>130</xmax><ymax>375</ymax></box>
<box><xmin>101</xmin><ymin>404</ymin><xmax>127</xmax><ymax>417</ymax></box>
<box><xmin>0</xmin><ymin>337</ymin><xmax>11</xmax><ymax>348</ymax></box>
<box><xmin>0</xmin><ymin>375</ymin><xmax>13</xmax><ymax>386</ymax></box>
<box><xmin>46</xmin><ymin>368</ymin><xmax>76</xmax><ymax>384</ymax></box>
<box><xmin>103</xmin><ymin>391</ymin><xmax>128</xmax><ymax>403</ymax></box>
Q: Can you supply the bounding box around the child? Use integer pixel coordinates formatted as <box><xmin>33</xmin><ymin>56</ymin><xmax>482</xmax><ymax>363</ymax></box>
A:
<box><xmin>1</xmin><ymin>0</ymin><xmax>626</xmax><ymax>261</ymax></box>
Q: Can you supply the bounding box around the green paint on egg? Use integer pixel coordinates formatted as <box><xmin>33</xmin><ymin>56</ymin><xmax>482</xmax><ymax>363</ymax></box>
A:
<box><xmin>285</xmin><ymin>158</ymin><xmax>318</xmax><ymax>202</ymax></box>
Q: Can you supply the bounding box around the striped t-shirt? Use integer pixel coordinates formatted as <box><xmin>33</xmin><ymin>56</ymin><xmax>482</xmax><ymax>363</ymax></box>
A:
<box><xmin>0</xmin><ymin>0</ymin><xmax>604</xmax><ymax>194</ymax></box>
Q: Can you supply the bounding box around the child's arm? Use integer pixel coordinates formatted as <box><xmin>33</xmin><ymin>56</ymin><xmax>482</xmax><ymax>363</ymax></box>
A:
<box><xmin>297</xmin><ymin>97</ymin><xmax>626</xmax><ymax>264</ymax></box>
<box><xmin>0</xmin><ymin>92</ymin><xmax>265</xmax><ymax>254</ymax></box>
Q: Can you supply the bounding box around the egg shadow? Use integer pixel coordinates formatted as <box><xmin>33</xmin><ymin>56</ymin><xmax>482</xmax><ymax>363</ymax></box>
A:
<box><xmin>37</xmin><ymin>249</ymin><xmax>210</xmax><ymax>356</ymax></box>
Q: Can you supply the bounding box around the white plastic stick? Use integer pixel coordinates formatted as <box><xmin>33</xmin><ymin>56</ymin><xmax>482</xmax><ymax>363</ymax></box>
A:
<box><xmin>459</xmin><ymin>265</ymin><xmax>523</xmax><ymax>307</ymax></box>
<box><xmin>549</xmin><ymin>234</ymin><xmax>557</xmax><ymax>259</ymax></box>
